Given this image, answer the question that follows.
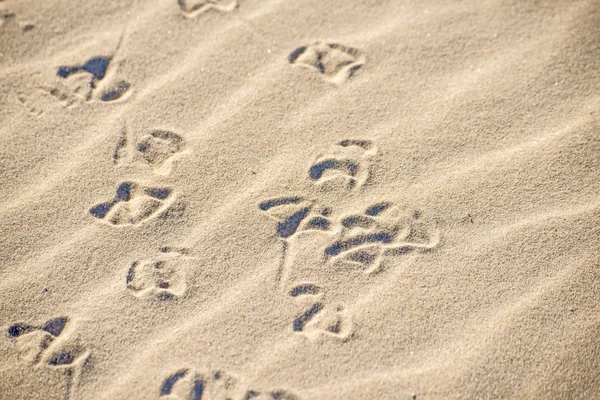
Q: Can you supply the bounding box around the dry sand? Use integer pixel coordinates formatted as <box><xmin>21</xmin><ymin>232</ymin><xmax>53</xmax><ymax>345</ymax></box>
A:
<box><xmin>1</xmin><ymin>0</ymin><xmax>600</xmax><ymax>398</ymax></box>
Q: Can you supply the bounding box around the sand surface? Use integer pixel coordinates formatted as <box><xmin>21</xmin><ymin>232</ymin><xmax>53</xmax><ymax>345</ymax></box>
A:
<box><xmin>1</xmin><ymin>0</ymin><xmax>600</xmax><ymax>399</ymax></box>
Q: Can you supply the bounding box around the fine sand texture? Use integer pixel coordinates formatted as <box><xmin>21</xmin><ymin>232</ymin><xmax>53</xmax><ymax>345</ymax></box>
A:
<box><xmin>1</xmin><ymin>0</ymin><xmax>600</xmax><ymax>399</ymax></box>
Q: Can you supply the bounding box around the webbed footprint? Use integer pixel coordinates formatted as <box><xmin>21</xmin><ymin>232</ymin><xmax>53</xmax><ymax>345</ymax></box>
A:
<box><xmin>7</xmin><ymin>317</ymin><xmax>69</xmax><ymax>364</ymax></box>
<box><xmin>289</xmin><ymin>286</ymin><xmax>352</xmax><ymax>341</ymax></box>
<box><xmin>114</xmin><ymin>128</ymin><xmax>188</xmax><ymax>175</ymax></box>
<box><xmin>258</xmin><ymin>197</ymin><xmax>333</xmax><ymax>240</ymax></box>
<box><xmin>126</xmin><ymin>247</ymin><xmax>191</xmax><ymax>300</ymax></box>
<box><xmin>89</xmin><ymin>182</ymin><xmax>175</xmax><ymax>226</ymax></box>
<box><xmin>259</xmin><ymin>197</ymin><xmax>334</xmax><ymax>288</ymax></box>
<box><xmin>178</xmin><ymin>0</ymin><xmax>238</xmax><ymax>18</ymax></box>
<box><xmin>56</xmin><ymin>54</ymin><xmax>131</xmax><ymax>103</ymax></box>
<box><xmin>7</xmin><ymin>317</ymin><xmax>90</xmax><ymax>399</ymax></box>
<box><xmin>160</xmin><ymin>369</ymin><xmax>244</xmax><ymax>399</ymax></box>
<box><xmin>292</xmin><ymin>303</ymin><xmax>352</xmax><ymax>341</ymax></box>
<box><xmin>137</xmin><ymin>130</ymin><xmax>185</xmax><ymax>169</ymax></box>
<box><xmin>160</xmin><ymin>368</ymin><xmax>300</xmax><ymax>399</ymax></box>
<box><xmin>326</xmin><ymin>203</ymin><xmax>440</xmax><ymax>274</ymax></box>
<box><xmin>57</xmin><ymin>56</ymin><xmax>111</xmax><ymax>101</ymax></box>
<box><xmin>289</xmin><ymin>42</ymin><xmax>365</xmax><ymax>84</ymax></box>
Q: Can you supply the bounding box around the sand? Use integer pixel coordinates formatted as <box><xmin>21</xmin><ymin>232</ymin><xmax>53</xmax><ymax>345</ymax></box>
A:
<box><xmin>1</xmin><ymin>0</ymin><xmax>600</xmax><ymax>398</ymax></box>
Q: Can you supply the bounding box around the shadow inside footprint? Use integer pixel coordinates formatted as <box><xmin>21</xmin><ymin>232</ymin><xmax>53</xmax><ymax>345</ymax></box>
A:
<box><xmin>100</xmin><ymin>81</ymin><xmax>131</xmax><ymax>102</ymax></box>
<box><xmin>116</xmin><ymin>182</ymin><xmax>132</xmax><ymax>201</ymax></box>
<box><xmin>48</xmin><ymin>352</ymin><xmax>75</xmax><ymax>366</ymax></box>
<box><xmin>57</xmin><ymin>56</ymin><xmax>111</xmax><ymax>82</ymax></box>
<box><xmin>305</xmin><ymin>216</ymin><xmax>330</xmax><ymax>230</ymax></box>
<box><xmin>146</xmin><ymin>188</ymin><xmax>171</xmax><ymax>200</ymax></box>
<box><xmin>309</xmin><ymin>159</ymin><xmax>359</xmax><ymax>181</ymax></box>
<box><xmin>191</xmin><ymin>379</ymin><xmax>205</xmax><ymax>400</ymax></box>
<box><xmin>290</xmin><ymin>284</ymin><xmax>320</xmax><ymax>297</ymax></box>
<box><xmin>259</xmin><ymin>197</ymin><xmax>303</xmax><ymax>211</ymax></box>
<box><xmin>160</xmin><ymin>369</ymin><xmax>189</xmax><ymax>395</ymax></box>
<box><xmin>46</xmin><ymin>345</ymin><xmax>89</xmax><ymax>369</ymax></box>
<box><xmin>43</xmin><ymin>317</ymin><xmax>68</xmax><ymax>337</ymax></box>
<box><xmin>325</xmin><ymin>232</ymin><xmax>393</xmax><ymax>257</ymax></box>
<box><xmin>293</xmin><ymin>303</ymin><xmax>324</xmax><ymax>332</ymax></box>
<box><xmin>7</xmin><ymin>324</ymin><xmax>35</xmax><ymax>338</ymax></box>
<box><xmin>89</xmin><ymin>202</ymin><xmax>113</xmax><ymax>219</ymax></box>
<box><xmin>365</xmin><ymin>202</ymin><xmax>391</xmax><ymax>216</ymax></box>
<box><xmin>277</xmin><ymin>207</ymin><xmax>311</xmax><ymax>238</ymax></box>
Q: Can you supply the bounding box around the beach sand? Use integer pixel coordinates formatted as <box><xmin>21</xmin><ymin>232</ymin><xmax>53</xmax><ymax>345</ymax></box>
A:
<box><xmin>1</xmin><ymin>0</ymin><xmax>599</xmax><ymax>398</ymax></box>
